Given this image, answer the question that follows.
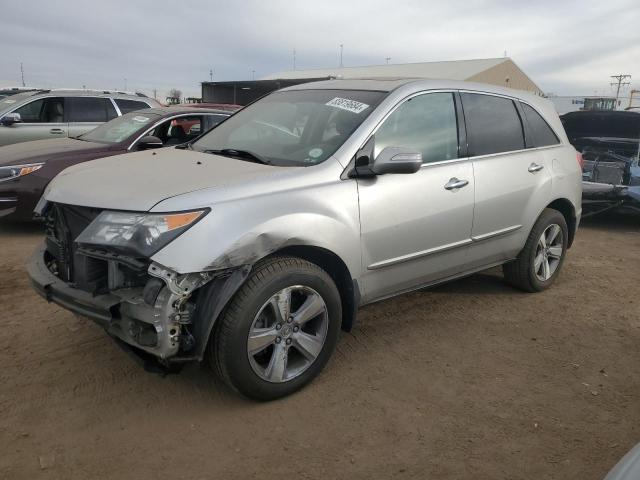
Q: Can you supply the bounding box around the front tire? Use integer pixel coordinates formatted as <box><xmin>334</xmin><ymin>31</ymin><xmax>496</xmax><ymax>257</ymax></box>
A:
<box><xmin>503</xmin><ymin>208</ymin><xmax>568</xmax><ymax>292</ymax></box>
<box><xmin>208</xmin><ymin>256</ymin><xmax>342</xmax><ymax>401</ymax></box>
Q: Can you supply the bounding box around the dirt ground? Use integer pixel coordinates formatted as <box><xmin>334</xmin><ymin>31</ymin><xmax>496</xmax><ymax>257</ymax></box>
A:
<box><xmin>0</xmin><ymin>213</ymin><xmax>639</xmax><ymax>480</ymax></box>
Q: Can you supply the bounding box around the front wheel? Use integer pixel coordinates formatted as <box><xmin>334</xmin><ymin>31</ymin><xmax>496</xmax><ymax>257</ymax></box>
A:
<box><xmin>503</xmin><ymin>208</ymin><xmax>569</xmax><ymax>292</ymax></box>
<box><xmin>208</xmin><ymin>256</ymin><xmax>342</xmax><ymax>400</ymax></box>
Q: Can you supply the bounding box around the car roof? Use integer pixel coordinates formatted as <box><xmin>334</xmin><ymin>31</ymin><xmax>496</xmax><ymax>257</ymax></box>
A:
<box><xmin>282</xmin><ymin>77</ymin><xmax>543</xmax><ymax>101</ymax></box>
<box><xmin>16</xmin><ymin>89</ymin><xmax>155</xmax><ymax>101</ymax></box>
<box><xmin>141</xmin><ymin>106</ymin><xmax>232</xmax><ymax>116</ymax></box>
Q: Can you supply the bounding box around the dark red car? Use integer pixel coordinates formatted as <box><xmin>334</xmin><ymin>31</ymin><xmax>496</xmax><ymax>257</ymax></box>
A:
<box><xmin>0</xmin><ymin>106</ymin><xmax>230</xmax><ymax>221</ymax></box>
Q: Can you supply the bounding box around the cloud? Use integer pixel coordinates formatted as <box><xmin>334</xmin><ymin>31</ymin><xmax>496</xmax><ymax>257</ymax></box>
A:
<box><xmin>0</xmin><ymin>0</ymin><xmax>638</xmax><ymax>98</ymax></box>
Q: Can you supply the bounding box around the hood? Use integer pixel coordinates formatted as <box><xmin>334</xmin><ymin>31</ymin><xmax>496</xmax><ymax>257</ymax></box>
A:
<box><xmin>44</xmin><ymin>147</ymin><xmax>291</xmax><ymax>211</ymax></box>
<box><xmin>561</xmin><ymin>111</ymin><xmax>640</xmax><ymax>141</ymax></box>
<box><xmin>0</xmin><ymin>137</ymin><xmax>112</xmax><ymax>167</ymax></box>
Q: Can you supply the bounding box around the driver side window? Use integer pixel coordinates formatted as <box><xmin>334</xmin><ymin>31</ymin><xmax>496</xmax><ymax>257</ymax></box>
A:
<box><xmin>14</xmin><ymin>97</ymin><xmax>65</xmax><ymax>123</ymax></box>
<box><xmin>374</xmin><ymin>92</ymin><xmax>459</xmax><ymax>163</ymax></box>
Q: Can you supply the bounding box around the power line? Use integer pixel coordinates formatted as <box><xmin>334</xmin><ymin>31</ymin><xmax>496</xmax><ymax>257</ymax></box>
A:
<box><xmin>610</xmin><ymin>74</ymin><xmax>631</xmax><ymax>105</ymax></box>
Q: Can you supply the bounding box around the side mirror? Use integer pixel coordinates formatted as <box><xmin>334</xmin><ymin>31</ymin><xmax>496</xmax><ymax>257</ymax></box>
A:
<box><xmin>136</xmin><ymin>135</ymin><xmax>163</xmax><ymax>150</ymax></box>
<box><xmin>371</xmin><ymin>146</ymin><xmax>422</xmax><ymax>175</ymax></box>
<box><xmin>1</xmin><ymin>113</ymin><xmax>22</xmax><ymax>126</ymax></box>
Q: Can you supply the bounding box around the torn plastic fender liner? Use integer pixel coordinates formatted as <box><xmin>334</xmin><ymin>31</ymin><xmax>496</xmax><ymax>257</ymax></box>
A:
<box><xmin>191</xmin><ymin>264</ymin><xmax>252</xmax><ymax>360</ymax></box>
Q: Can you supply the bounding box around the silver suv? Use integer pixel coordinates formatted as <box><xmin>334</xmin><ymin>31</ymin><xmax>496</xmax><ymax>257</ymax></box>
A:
<box><xmin>28</xmin><ymin>79</ymin><xmax>582</xmax><ymax>400</ymax></box>
<box><xmin>0</xmin><ymin>89</ymin><xmax>161</xmax><ymax>146</ymax></box>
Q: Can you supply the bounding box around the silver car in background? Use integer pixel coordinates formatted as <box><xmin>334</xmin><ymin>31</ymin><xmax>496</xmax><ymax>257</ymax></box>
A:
<box><xmin>0</xmin><ymin>89</ymin><xmax>161</xmax><ymax>146</ymax></box>
<box><xmin>28</xmin><ymin>79</ymin><xmax>582</xmax><ymax>400</ymax></box>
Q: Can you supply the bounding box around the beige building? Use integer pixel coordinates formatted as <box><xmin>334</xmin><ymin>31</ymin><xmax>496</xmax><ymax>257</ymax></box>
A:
<box><xmin>263</xmin><ymin>57</ymin><xmax>543</xmax><ymax>96</ymax></box>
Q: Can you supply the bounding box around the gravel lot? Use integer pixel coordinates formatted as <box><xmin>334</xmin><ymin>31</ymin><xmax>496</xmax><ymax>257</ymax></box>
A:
<box><xmin>1</xmin><ymin>213</ymin><xmax>638</xmax><ymax>480</ymax></box>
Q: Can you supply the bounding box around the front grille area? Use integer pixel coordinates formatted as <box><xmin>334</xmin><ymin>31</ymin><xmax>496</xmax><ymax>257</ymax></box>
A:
<box><xmin>44</xmin><ymin>203</ymin><xmax>148</xmax><ymax>294</ymax></box>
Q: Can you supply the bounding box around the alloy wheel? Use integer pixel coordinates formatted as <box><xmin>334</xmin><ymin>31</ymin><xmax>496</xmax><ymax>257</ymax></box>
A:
<box><xmin>534</xmin><ymin>223</ymin><xmax>564</xmax><ymax>282</ymax></box>
<box><xmin>247</xmin><ymin>285</ymin><xmax>329</xmax><ymax>383</ymax></box>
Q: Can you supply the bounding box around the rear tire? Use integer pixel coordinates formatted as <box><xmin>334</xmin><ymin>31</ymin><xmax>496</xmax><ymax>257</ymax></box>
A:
<box><xmin>207</xmin><ymin>256</ymin><xmax>342</xmax><ymax>401</ymax></box>
<box><xmin>503</xmin><ymin>208</ymin><xmax>568</xmax><ymax>292</ymax></box>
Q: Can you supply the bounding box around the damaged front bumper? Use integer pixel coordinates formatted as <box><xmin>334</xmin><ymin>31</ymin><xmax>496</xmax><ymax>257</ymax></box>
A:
<box><xmin>582</xmin><ymin>181</ymin><xmax>640</xmax><ymax>217</ymax></box>
<box><xmin>27</xmin><ymin>243</ymin><xmax>228</xmax><ymax>365</ymax></box>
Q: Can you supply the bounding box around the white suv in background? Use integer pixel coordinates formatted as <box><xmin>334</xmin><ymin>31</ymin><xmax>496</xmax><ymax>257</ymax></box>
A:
<box><xmin>0</xmin><ymin>90</ymin><xmax>161</xmax><ymax>146</ymax></box>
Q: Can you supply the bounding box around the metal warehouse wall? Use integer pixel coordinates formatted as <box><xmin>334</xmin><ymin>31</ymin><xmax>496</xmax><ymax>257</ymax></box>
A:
<box><xmin>468</xmin><ymin>59</ymin><xmax>543</xmax><ymax>95</ymax></box>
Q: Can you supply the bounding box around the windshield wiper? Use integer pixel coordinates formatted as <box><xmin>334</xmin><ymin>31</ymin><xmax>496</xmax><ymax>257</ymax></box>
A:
<box><xmin>204</xmin><ymin>148</ymin><xmax>271</xmax><ymax>165</ymax></box>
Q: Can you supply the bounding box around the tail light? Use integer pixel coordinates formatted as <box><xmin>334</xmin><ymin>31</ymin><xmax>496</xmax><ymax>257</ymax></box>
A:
<box><xmin>576</xmin><ymin>151</ymin><xmax>585</xmax><ymax>169</ymax></box>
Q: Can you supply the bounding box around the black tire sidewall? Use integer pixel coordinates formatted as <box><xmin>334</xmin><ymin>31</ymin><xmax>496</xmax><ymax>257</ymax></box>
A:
<box><xmin>218</xmin><ymin>262</ymin><xmax>341</xmax><ymax>400</ymax></box>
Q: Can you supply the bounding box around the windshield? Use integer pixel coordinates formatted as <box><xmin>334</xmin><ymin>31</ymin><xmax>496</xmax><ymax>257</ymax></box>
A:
<box><xmin>0</xmin><ymin>92</ymin><xmax>40</xmax><ymax>115</ymax></box>
<box><xmin>192</xmin><ymin>89</ymin><xmax>386</xmax><ymax>166</ymax></box>
<box><xmin>79</xmin><ymin>112</ymin><xmax>161</xmax><ymax>144</ymax></box>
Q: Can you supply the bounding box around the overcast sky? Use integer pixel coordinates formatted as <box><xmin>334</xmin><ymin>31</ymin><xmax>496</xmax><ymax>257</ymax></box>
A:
<box><xmin>1</xmin><ymin>0</ymin><xmax>638</xmax><ymax>100</ymax></box>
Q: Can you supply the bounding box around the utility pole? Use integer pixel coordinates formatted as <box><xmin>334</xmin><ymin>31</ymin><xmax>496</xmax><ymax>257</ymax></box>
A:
<box><xmin>153</xmin><ymin>89</ymin><xmax>157</xmax><ymax>99</ymax></box>
<box><xmin>251</xmin><ymin>69</ymin><xmax>255</xmax><ymax>80</ymax></box>
<box><xmin>124</xmin><ymin>78</ymin><xmax>127</xmax><ymax>91</ymax></box>
<box><xmin>385</xmin><ymin>57</ymin><xmax>391</xmax><ymax>64</ymax></box>
<box><xmin>293</xmin><ymin>49</ymin><xmax>296</xmax><ymax>70</ymax></box>
<box><xmin>209</xmin><ymin>69</ymin><xmax>213</xmax><ymax>82</ymax></box>
<box><xmin>339</xmin><ymin>44</ymin><xmax>344</xmax><ymax>67</ymax></box>
<box><xmin>20</xmin><ymin>62</ymin><xmax>25</xmax><ymax>87</ymax></box>
<box><xmin>610</xmin><ymin>74</ymin><xmax>631</xmax><ymax>106</ymax></box>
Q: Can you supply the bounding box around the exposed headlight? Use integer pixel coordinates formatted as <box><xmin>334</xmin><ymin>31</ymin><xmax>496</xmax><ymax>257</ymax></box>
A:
<box><xmin>0</xmin><ymin>163</ymin><xmax>44</xmax><ymax>183</ymax></box>
<box><xmin>75</xmin><ymin>209</ymin><xmax>208</xmax><ymax>257</ymax></box>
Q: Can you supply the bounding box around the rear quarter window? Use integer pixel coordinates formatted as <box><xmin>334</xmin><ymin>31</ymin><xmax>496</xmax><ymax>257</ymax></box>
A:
<box><xmin>521</xmin><ymin>103</ymin><xmax>560</xmax><ymax>147</ymax></box>
<box><xmin>461</xmin><ymin>93</ymin><xmax>525</xmax><ymax>156</ymax></box>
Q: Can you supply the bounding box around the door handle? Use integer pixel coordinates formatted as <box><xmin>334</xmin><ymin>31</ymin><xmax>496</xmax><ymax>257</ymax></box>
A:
<box><xmin>444</xmin><ymin>177</ymin><xmax>469</xmax><ymax>190</ymax></box>
<box><xmin>50</xmin><ymin>128</ymin><xmax>64</xmax><ymax>134</ymax></box>
<box><xmin>528</xmin><ymin>163</ymin><xmax>544</xmax><ymax>173</ymax></box>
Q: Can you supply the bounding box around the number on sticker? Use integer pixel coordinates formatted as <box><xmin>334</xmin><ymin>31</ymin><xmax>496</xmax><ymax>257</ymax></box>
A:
<box><xmin>325</xmin><ymin>97</ymin><xmax>369</xmax><ymax>114</ymax></box>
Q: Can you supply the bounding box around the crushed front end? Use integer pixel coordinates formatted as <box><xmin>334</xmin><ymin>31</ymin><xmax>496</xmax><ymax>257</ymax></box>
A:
<box><xmin>561</xmin><ymin>110</ymin><xmax>640</xmax><ymax>217</ymax></box>
<box><xmin>27</xmin><ymin>202</ymin><xmax>232</xmax><ymax>365</ymax></box>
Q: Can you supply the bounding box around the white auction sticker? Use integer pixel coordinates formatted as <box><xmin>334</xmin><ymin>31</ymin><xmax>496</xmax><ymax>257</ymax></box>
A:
<box><xmin>132</xmin><ymin>116</ymin><xmax>150</xmax><ymax>123</ymax></box>
<box><xmin>325</xmin><ymin>97</ymin><xmax>369</xmax><ymax>114</ymax></box>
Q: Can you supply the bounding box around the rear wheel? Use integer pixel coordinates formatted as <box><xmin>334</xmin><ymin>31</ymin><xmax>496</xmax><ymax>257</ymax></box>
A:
<box><xmin>503</xmin><ymin>208</ymin><xmax>568</xmax><ymax>292</ymax></box>
<box><xmin>208</xmin><ymin>256</ymin><xmax>342</xmax><ymax>400</ymax></box>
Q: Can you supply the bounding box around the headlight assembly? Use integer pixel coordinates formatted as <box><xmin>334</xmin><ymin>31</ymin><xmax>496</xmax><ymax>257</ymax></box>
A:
<box><xmin>0</xmin><ymin>163</ymin><xmax>44</xmax><ymax>183</ymax></box>
<box><xmin>75</xmin><ymin>209</ymin><xmax>208</xmax><ymax>257</ymax></box>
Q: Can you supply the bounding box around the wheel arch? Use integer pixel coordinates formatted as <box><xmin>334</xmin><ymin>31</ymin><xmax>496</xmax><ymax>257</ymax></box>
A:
<box><xmin>545</xmin><ymin>198</ymin><xmax>577</xmax><ymax>248</ymax></box>
<box><xmin>268</xmin><ymin>245</ymin><xmax>360</xmax><ymax>333</ymax></box>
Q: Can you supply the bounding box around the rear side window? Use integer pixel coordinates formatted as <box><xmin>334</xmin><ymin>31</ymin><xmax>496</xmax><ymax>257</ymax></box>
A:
<box><xmin>461</xmin><ymin>93</ymin><xmax>525</xmax><ymax>156</ymax></box>
<box><xmin>67</xmin><ymin>97</ymin><xmax>113</xmax><ymax>122</ymax></box>
<box><xmin>521</xmin><ymin>103</ymin><xmax>559</xmax><ymax>147</ymax></box>
<box><xmin>374</xmin><ymin>92</ymin><xmax>459</xmax><ymax>163</ymax></box>
<box><xmin>115</xmin><ymin>99</ymin><xmax>150</xmax><ymax>114</ymax></box>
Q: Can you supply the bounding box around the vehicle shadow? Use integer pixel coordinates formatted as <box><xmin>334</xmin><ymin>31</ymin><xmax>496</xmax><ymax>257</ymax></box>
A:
<box><xmin>580</xmin><ymin>209</ymin><xmax>639</xmax><ymax>232</ymax></box>
<box><xmin>0</xmin><ymin>220</ymin><xmax>44</xmax><ymax>238</ymax></box>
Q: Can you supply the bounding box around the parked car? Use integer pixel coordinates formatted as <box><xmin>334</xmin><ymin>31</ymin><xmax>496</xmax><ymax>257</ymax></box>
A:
<box><xmin>0</xmin><ymin>106</ymin><xmax>230</xmax><ymax>221</ymax></box>
<box><xmin>561</xmin><ymin>110</ymin><xmax>640</xmax><ymax>216</ymax></box>
<box><xmin>0</xmin><ymin>89</ymin><xmax>161</xmax><ymax>147</ymax></box>
<box><xmin>28</xmin><ymin>79</ymin><xmax>582</xmax><ymax>400</ymax></box>
<box><xmin>179</xmin><ymin>102</ymin><xmax>243</xmax><ymax>112</ymax></box>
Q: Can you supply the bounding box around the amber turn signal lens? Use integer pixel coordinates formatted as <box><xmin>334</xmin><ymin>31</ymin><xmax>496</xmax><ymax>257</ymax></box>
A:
<box><xmin>164</xmin><ymin>211</ymin><xmax>204</xmax><ymax>231</ymax></box>
<box><xmin>19</xmin><ymin>165</ymin><xmax>43</xmax><ymax>176</ymax></box>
